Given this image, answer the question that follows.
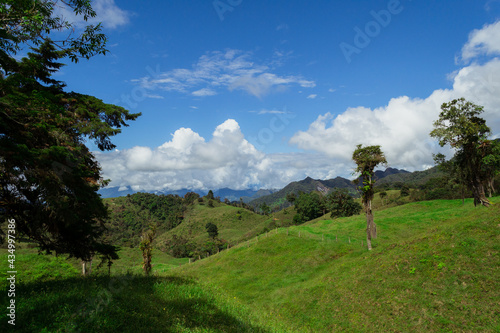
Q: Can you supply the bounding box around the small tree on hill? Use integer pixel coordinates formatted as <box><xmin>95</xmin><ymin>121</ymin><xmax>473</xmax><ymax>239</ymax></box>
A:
<box><xmin>352</xmin><ymin>144</ymin><xmax>387</xmax><ymax>250</ymax></box>
<box><xmin>205</xmin><ymin>222</ymin><xmax>218</xmax><ymax>239</ymax></box>
<box><xmin>260</xmin><ymin>202</ymin><xmax>271</xmax><ymax>215</ymax></box>
<box><xmin>400</xmin><ymin>184</ymin><xmax>410</xmax><ymax>197</ymax></box>
<box><xmin>139</xmin><ymin>224</ymin><xmax>157</xmax><ymax>276</ymax></box>
<box><xmin>327</xmin><ymin>188</ymin><xmax>362</xmax><ymax>218</ymax></box>
<box><xmin>379</xmin><ymin>191</ymin><xmax>387</xmax><ymax>205</ymax></box>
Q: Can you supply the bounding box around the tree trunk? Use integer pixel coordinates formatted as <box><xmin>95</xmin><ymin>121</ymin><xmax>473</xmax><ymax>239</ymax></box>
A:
<box><xmin>88</xmin><ymin>257</ymin><xmax>93</xmax><ymax>276</ymax></box>
<box><xmin>365</xmin><ymin>199</ymin><xmax>376</xmax><ymax>250</ymax></box>
<box><xmin>471</xmin><ymin>177</ymin><xmax>490</xmax><ymax>207</ymax></box>
<box><xmin>82</xmin><ymin>261</ymin><xmax>86</xmax><ymax>276</ymax></box>
<box><xmin>486</xmin><ymin>177</ymin><xmax>495</xmax><ymax>198</ymax></box>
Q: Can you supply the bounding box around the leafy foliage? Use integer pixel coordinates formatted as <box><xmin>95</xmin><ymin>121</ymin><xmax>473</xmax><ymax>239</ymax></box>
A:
<box><xmin>205</xmin><ymin>222</ymin><xmax>219</xmax><ymax>239</ymax></box>
<box><xmin>0</xmin><ymin>0</ymin><xmax>141</xmax><ymax>261</ymax></box>
<box><xmin>292</xmin><ymin>191</ymin><xmax>325</xmax><ymax>224</ymax></box>
<box><xmin>0</xmin><ymin>0</ymin><xmax>107</xmax><ymax>63</ymax></box>
<box><xmin>326</xmin><ymin>188</ymin><xmax>362</xmax><ymax>218</ymax></box>
<box><xmin>164</xmin><ymin>234</ymin><xmax>196</xmax><ymax>258</ymax></box>
<box><xmin>430</xmin><ymin>98</ymin><xmax>494</xmax><ymax>206</ymax></box>
<box><xmin>104</xmin><ymin>193</ymin><xmax>189</xmax><ymax>247</ymax></box>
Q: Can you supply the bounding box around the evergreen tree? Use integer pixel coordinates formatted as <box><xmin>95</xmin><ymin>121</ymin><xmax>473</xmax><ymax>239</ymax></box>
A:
<box><xmin>0</xmin><ymin>1</ymin><xmax>140</xmax><ymax>261</ymax></box>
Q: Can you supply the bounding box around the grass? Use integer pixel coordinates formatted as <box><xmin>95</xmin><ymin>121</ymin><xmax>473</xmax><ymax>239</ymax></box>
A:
<box><xmin>156</xmin><ymin>201</ymin><xmax>280</xmax><ymax>246</ymax></box>
<box><xmin>1</xmin><ymin>197</ymin><xmax>499</xmax><ymax>332</ymax></box>
<box><xmin>174</xmin><ymin>197</ymin><xmax>500</xmax><ymax>332</ymax></box>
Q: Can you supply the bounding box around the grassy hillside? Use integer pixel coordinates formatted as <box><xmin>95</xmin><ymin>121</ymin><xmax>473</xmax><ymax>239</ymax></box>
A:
<box><xmin>173</xmin><ymin>197</ymin><xmax>500</xmax><ymax>332</ymax></box>
<box><xmin>1</xmin><ymin>198</ymin><xmax>498</xmax><ymax>332</ymax></box>
<box><xmin>157</xmin><ymin>199</ymin><xmax>296</xmax><ymax>247</ymax></box>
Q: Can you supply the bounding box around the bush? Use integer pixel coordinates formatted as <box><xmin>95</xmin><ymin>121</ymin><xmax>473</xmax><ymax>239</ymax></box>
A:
<box><xmin>165</xmin><ymin>235</ymin><xmax>195</xmax><ymax>258</ymax></box>
<box><xmin>327</xmin><ymin>189</ymin><xmax>362</xmax><ymax>218</ymax></box>
<box><xmin>205</xmin><ymin>222</ymin><xmax>218</xmax><ymax>239</ymax></box>
<box><xmin>400</xmin><ymin>185</ymin><xmax>410</xmax><ymax>197</ymax></box>
<box><xmin>293</xmin><ymin>214</ymin><xmax>304</xmax><ymax>225</ymax></box>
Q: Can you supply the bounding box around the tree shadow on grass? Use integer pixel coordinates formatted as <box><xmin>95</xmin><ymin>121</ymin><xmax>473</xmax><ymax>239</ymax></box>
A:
<box><xmin>0</xmin><ymin>274</ymin><xmax>270</xmax><ymax>333</ymax></box>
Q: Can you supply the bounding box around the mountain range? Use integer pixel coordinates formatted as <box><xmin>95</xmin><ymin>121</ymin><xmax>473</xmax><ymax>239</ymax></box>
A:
<box><xmin>99</xmin><ymin>167</ymin><xmax>420</xmax><ymax>207</ymax></box>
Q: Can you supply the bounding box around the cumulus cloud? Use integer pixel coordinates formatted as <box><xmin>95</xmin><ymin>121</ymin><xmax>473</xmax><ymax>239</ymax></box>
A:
<box><xmin>290</xmin><ymin>22</ymin><xmax>500</xmax><ymax>171</ymax></box>
<box><xmin>461</xmin><ymin>21</ymin><xmax>500</xmax><ymax>62</ymax></box>
<box><xmin>135</xmin><ymin>50</ymin><xmax>315</xmax><ymax>98</ymax></box>
<box><xmin>96</xmin><ymin>119</ymin><xmax>350</xmax><ymax>192</ymax></box>
<box><xmin>95</xmin><ymin>119</ymin><xmax>332</xmax><ymax>191</ymax></box>
<box><xmin>307</xmin><ymin>94</ymin><xmax>317</xmax><ymax>99</ymax></box>
<box><xmin>97</xmin><ymin>22</ymin><xmax>500</xmax><ymax>193</ymax></box>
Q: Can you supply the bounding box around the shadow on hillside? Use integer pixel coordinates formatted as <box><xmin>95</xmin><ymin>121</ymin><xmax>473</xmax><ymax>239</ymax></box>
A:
<box><xmin>2</xmin><ymin>275</ymin><xmax>269</xmax><ymax>333</ymax></box>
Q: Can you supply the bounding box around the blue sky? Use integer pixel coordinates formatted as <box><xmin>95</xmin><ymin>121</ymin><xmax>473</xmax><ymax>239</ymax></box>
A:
<box><xmin>56</xmin><ymin>0</ymin><xmax>500</xmax><ymax>192</ymax></box>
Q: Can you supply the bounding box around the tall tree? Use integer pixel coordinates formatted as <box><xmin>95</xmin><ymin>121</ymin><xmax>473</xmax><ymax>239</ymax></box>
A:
<box><xmin>430</xmin><ymin>98</ymin><xmax>492</xmax><ymax>207</ymax></box>
<box><xmin>352</xmin><ymin>144</ymin><xmax>387</xmax><ymax>250</ymax></box>
<box><xmin>0</xmin><ymin>1</ymin><xmax>140</xmax><ymax>262</ymax></box>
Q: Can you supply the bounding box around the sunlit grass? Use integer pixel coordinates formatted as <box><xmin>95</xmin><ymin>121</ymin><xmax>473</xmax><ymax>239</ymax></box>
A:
<box><xmin>1</xmin><ymin>198</ymin><xmax>499</xmax><ymax>332</ymax></box>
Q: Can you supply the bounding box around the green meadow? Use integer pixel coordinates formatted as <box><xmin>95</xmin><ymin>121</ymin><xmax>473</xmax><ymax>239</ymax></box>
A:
<box><xmin>1</xmin><ymin>197</ymin><xmax>499</xmax><ymax>332</ymax></box>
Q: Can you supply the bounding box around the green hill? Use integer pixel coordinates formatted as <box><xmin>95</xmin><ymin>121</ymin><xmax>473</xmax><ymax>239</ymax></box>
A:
<box><xmin>2</xmin><ymin>198</ymin><xmax>498</xmax><ymax>332</ymax></box>
<box><xmin>156</xmin><ymin>198</ymin><xmax>282</xmax><ymax>247</ymax></box>
<box><xmin>172</xmin><ymin>197</ymin><xmax>500</xmax><ymax>332</ymax></box>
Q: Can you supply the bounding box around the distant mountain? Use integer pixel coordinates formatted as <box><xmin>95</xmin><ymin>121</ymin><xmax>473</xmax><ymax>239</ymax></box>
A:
<box><xmin>98</xmin><ymin>186</ymin><xmax>273</xmax><ymax>201</ymax></box>
<box><xmin>249</xmin><ymin>168</ymin><xmax>410</xmax><ymax>209</ymax></box>
<box><xmin>213</xmin><ymin>188</ymin><xmax>275</xmax><ymax>202</ymax></box>
<box><xmin>98</xmin><ymin>168</ymin><xmax>412</xmax><ymax>201</ymax></box>
<box><xmin>375</xmin><ymin>165</ymin><xmax>444</xmax><ymax>188</ymax></box>
<box><xmin>249</xmin><ymin>176</ymin><xmax>356</xmax><ymax>209</ymax></box>
<box><xmin>374</xmin><ymin>167</ymin><xmax>410</xmax><ymax>180</ymax></box>
<box><xmin>98</xmin><ymin>186</ymin><xmax>206</xmax><ymax>199</ymax></box>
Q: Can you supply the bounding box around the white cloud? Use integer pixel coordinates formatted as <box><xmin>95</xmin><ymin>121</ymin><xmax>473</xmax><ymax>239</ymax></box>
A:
<box><xmin>145</xmin><ymin>94</ymin><xmax>164</xmax><ymax>99</ymax></box>
<box><xmin>96</xmin><ymin>119</ymin><xmax>345</xmax><ymax>192</ymax></box>
<box><xmin>252</xmin><ymin>109</ymin><xmax>288</xmax><ymax>115</ymax></box>
<box><xmin>307</xmin><ymin>94</ymin><xmax>317</xmax><ymax>99</ymax></box>
<box><xmin>192</xmin><ymin>88</ymin><xmax>217</xmax><ymax>96</ymax></box>
<box><xmin>276</xmin><ymin>24</ymin><xmax>289</xmax><ymax>31</ymax></box>
<box><xmin>461</xmin><ymin>21</ymin><xmax>500</xmax><ymax>62</ymax></box>
<box><xmin>136</xmin><ymin>50</ymin><xmax>315</xmax><ymax>98</ymax></box>
<box><xmin>54</xmin><ymin>0</ymin><xmax>130</xmax><ymax>30</ymax></box>
<box><xmin>290</xmin><ymin>22</ymin><xmax>500</xmax><ymax>172</ymax></box>
<box><xmin>98</xmin><ymin>22</ymin><xmax>500</xmax><ymax>193</ymax></box>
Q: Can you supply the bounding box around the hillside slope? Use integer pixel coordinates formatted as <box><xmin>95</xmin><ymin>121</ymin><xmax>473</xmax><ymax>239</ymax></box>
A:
<box><xmin>172</xmin><ymin>198</ymin><xmax>500</xmax><ymax>332</ymax></box>
<box><xmin>155</xmin><ymin>199</ymin><xmax>291</xmax><ymax>247</ymax></box>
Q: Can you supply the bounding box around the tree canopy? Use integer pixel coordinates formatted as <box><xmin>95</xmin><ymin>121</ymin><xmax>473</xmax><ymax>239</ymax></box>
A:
<box><xmin>0</xmin><ymin>0</ymin><xmax>140</xmax><ymax>261</ymax></box>
<box><xmin>430</xmin><ymin>98</ymin><xmax>494</xmax><ymax>207</ymax></box>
